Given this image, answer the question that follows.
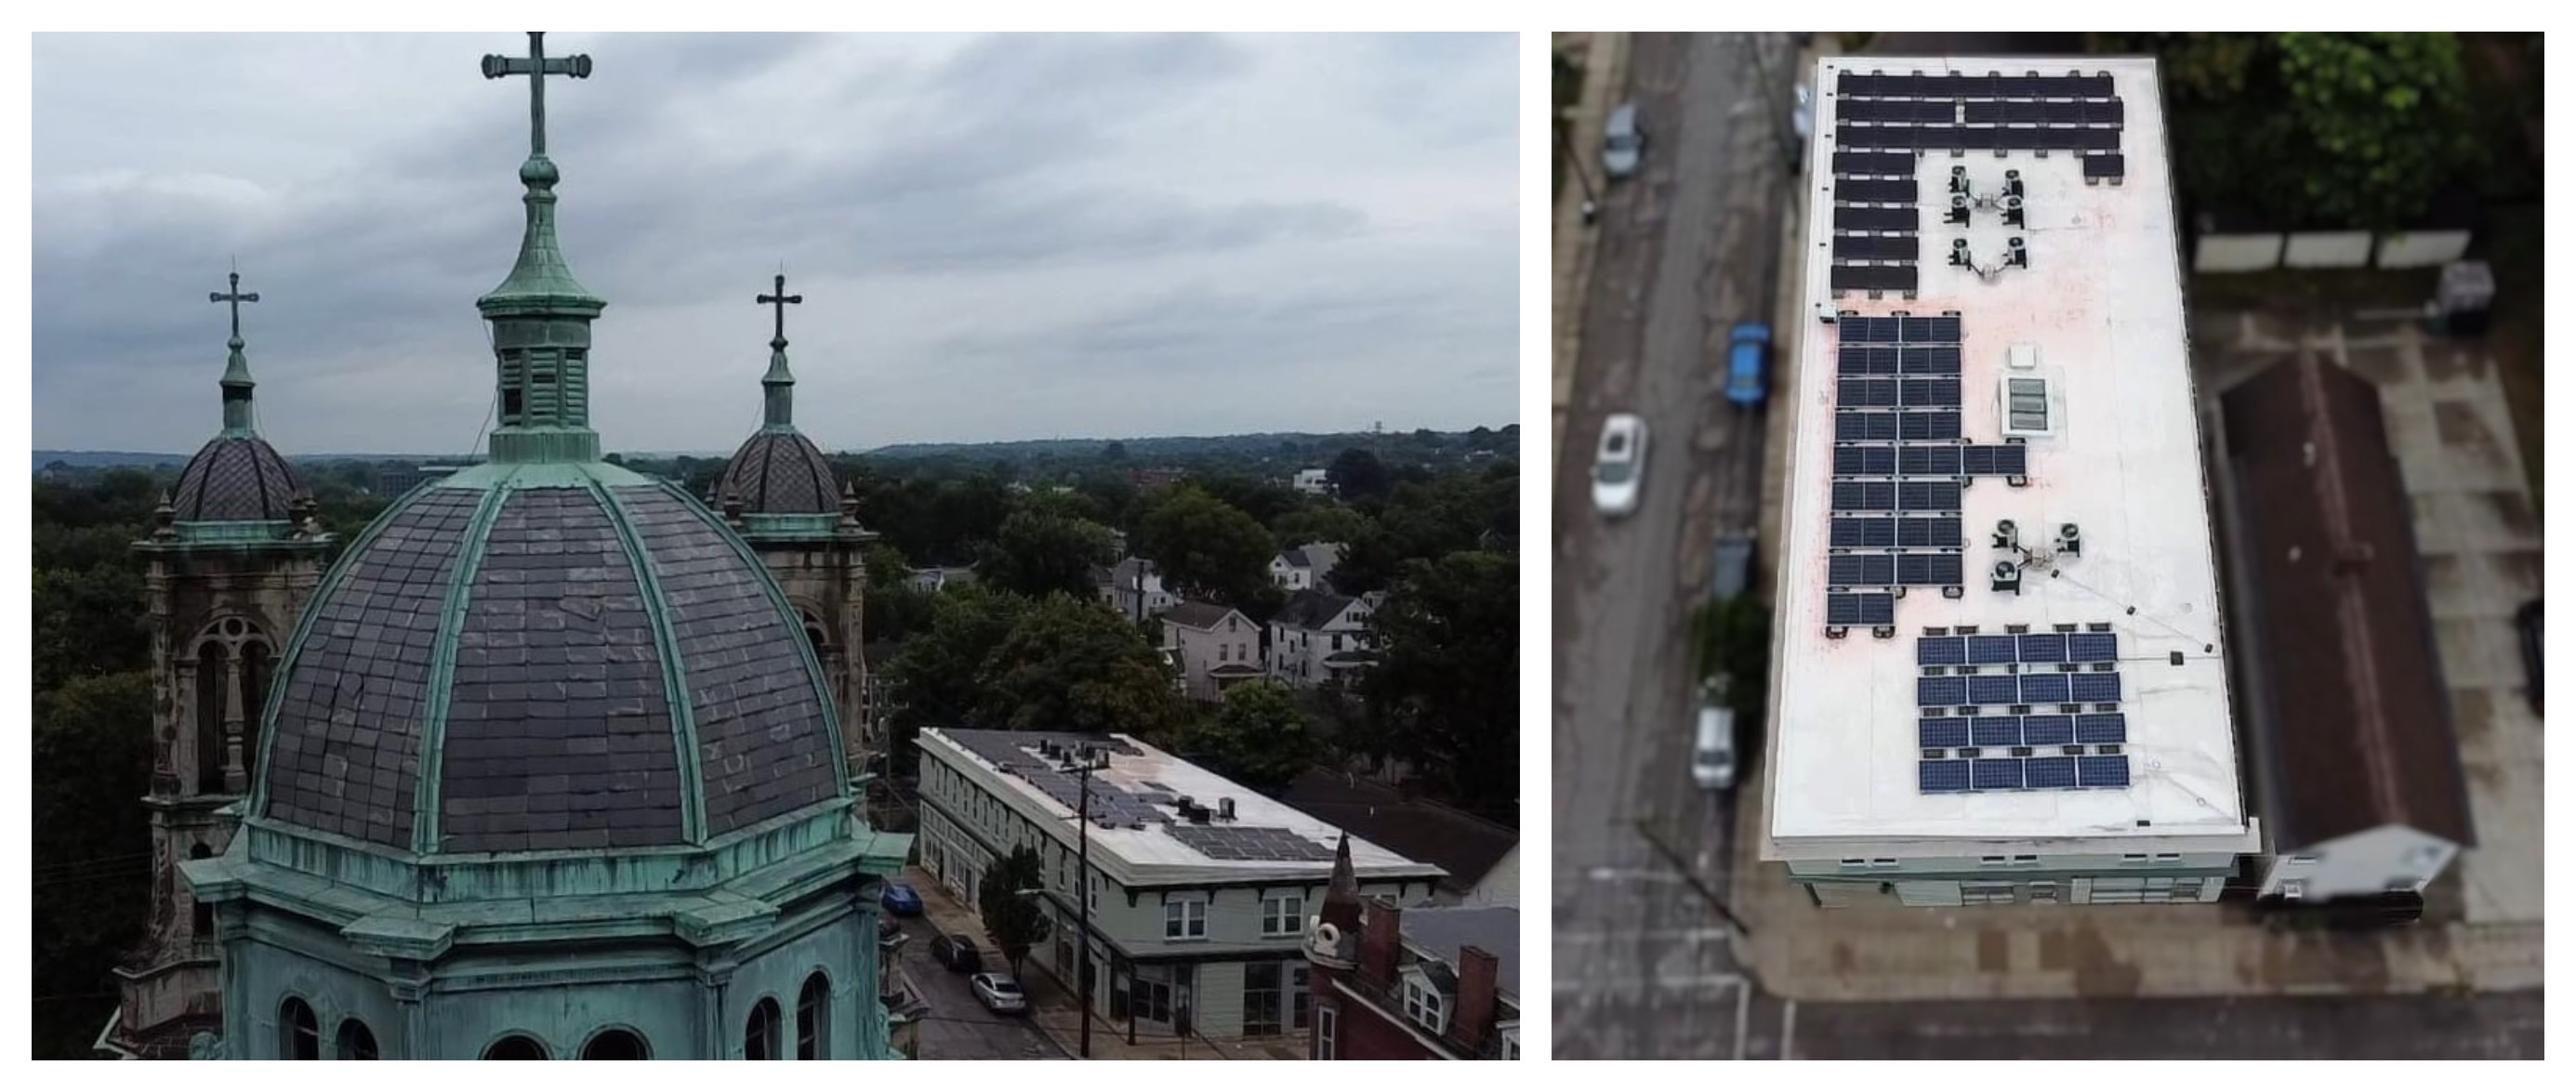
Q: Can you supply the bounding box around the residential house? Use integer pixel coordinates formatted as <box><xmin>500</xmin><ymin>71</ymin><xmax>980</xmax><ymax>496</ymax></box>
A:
<box><xmin>2221</xmin><ymin>354</ymin><xmax>2475</xmax><ymax>909</ymax></box>
<box><xmin>915</xmin><ymin>730</ymin><xmax>1446</xmax><ymax>1044</ymax></box>
<box><xmin>1163</xmin><ymin>600</ymin><xmax>1263</xmax><ymax>702</ymax></box>
<box><xmin>1131</xmin><ymin>467</ymin><xmax>1187</xmax><ymax>492</ymax></box>
<box><xmin>1267</xmin><ymin>589</ymin><xmax>1372</xmax><ymax>687</ymax></box>
<box><xmin>1304</xmin><ymin>870</ymin><xmax>1517</xmax><ymax>1060</ymax></box>
<box><xmin>905</xmin><ymin>565</ymin><xmax>977</xmax><ymax>593</ymax></box>
<box><xmin>1281</xmin><ymin>769</ymin><xmax>1518</xmax><ymax>906</ymax></box>
<box><xmin>1096</xmin><ymin>556</ymin><xmax>1180</xmax><ymax>622</ymax></box>
<box><xmin>1291</xmin><ymin>468</ymin><xmax>1330</xmax><ymax>495</ymax></box>
<box><xmin>1268</xmin><ymin>542</ymin><xmax>1344</xmax><ymax>592</ymax></box>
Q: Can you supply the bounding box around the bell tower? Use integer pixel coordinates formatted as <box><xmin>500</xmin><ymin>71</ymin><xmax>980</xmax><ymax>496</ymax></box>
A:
<box><xmin>109</xmin><ymin>267</ymin><xmax>333</xmax><ymax>1059</ymax></box>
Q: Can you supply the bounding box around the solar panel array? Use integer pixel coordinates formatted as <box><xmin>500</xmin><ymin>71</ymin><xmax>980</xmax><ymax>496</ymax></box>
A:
<box><xmin>1166</xmin><ymin>824</ymin><xmax>1339</xmax><ymax>862</ymax></box>
<box><xmin>1910</xmin><ymin>625</ymin><xmax>2131</xmax><ymax>794</ymax></box>
<box><xmin>1827</xmin><ymin>67</ymin><xmax>2127</xmax><ymax>297</ymax></box>
<box><xmin>945</xmin><ymin>730</ymin><xmax>1169</xmax><ymax>826</ymax></box>
<box><xmin>1823</xmin><ymin>314</ymin><xmax>1973</xmax><ymax>634</ymax></box>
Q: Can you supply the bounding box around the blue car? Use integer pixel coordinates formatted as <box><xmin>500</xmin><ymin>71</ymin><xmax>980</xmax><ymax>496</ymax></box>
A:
<box><xmin>880</xmin><ymin>882</ymin><xmax>924</xmax><ymax>917</ymax></box>
<box><xmin>1727</xmin><ymin>322</ymin><xmax>1771</xmax><ymax>409</ymax></box>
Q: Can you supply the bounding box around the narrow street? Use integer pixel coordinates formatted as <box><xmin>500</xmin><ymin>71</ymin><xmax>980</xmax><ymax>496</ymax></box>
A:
<box><xmin>1550</xmin><ymin>31</ymin><xmax>1798</xmax><ymax>1060</ymax></box>
<box><xmin>888</xmin><ymin>873</ymin><xmax>1064</xmax><ymax>1060</ymax></box>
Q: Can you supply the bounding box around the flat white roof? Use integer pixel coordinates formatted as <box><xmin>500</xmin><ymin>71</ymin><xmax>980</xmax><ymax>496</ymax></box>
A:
<box><xmin>1765</xmin><ymin>57</ymin><xmax>2255</xmax><ymax>853</ymax></box>
<box><xmin>920</xmin><ymin>728</ymin><xmax>1443</xmax><ymax>887</ymax></box>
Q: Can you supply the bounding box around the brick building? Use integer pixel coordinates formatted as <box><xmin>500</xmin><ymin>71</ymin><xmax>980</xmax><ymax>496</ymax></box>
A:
<box><xmin>1302</xmin><ymin>839</ymin><xmax>1519</xmax><ymax>1059</ymax></box>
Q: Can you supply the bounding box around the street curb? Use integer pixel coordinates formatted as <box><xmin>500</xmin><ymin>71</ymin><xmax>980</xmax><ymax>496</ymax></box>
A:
<box><xmin>1552</xmin><ymin>32</ymin><xmax>1630</xmax><ymax>474</ymax></box>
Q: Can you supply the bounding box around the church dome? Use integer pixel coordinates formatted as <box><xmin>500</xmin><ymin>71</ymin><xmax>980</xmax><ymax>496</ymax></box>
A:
<box><xmin>255</xmin><ymin>461</ymin><xmax>847</xmax><ymax>856</ymax></box>
<box><xmin>171</xmin><ymin>434</ymin><xmax>301</xmax><ymax>523</ymax></box>
<box><xmin>719</xmin><ymin>429</ymin><xmax>839</xmax><ymax>515</ymax></box>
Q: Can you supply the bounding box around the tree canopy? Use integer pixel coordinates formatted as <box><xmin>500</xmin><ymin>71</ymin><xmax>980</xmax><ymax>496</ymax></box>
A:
<box><xmin>975</xmin><ymin>845</ymin><xmax>1052</xmax><ymax>978</ymax></box>
<box><xmin>1178</xmin><ymin>681</ymin><xmax>1317</xmax><ymax>796</ymax></box>
<box><xmin>1133</xmin><ymin>486</ymin><xmax>1280</xmax><ymax>614</ymax></box>
<box><xmin>980</xmin><ymin>509</ymin><xmax>1119</xmax><ymax>600</ymax></box>
<box><xmin>1354</xmin><ymin>551</ymin><xmax>1519</xmax><ymax>821</ymax></box>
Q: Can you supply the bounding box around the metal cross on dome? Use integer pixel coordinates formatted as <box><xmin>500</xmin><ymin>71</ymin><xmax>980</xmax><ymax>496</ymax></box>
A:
<box><xmin>758</xmin><ymin>272</ymin><xmax>803</xmax><ymax>350</ymax></box>
<box><xmin>209</xmin><ymin>268</ymin><xmax>258</xmax><ymax>342</ymax></box>
<box><xmin>481</xmin><ymin>32</ymin><xmax>592</xmax><ymax>158</ymax></box>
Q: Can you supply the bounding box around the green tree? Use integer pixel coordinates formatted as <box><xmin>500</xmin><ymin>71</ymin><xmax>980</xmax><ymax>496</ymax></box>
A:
<box><xmin>33</xmin><ymin>564</ymin><xmax>149</xmax><ymax>694</ymax></box>
<box><xmin>1354</xmin><ymin>551</ymin><xmax>1518</xmax><ymax>821</ymax></box>
<box><xmin>975</xmin><ymin>845</ymin><xmax>1053</xmax><ymax>978</ymax></box>
<box><xmin>1271</xmin><ymin>504</ymin><xmax>1373</xmax><ymax>553</ymax></box>
<box><xmin>1327</xmin><ymin>447</ymin><xmax>1391</xmax><ymax>502</ymax></box>
<box><xmin>982</xmin><ymin>509</ymin><xmax>1118</xmax><ymax>600</ymax></box>
<box><xmin>985</xmin><ymin>595</ymin><xmax>1188</xmax><ymax>743</ymax></box>
<box><xmin>883</xmin><ymin>587</ymin><xmax>1035</xmax><ymax>771</ymax></box>
<box><xmin>1134</xmin><ymin>487</ymin><xmax>1278</xmax><ymax>612</ymax></box>
<box><xmin>1178</xmin><ymin>681</ymin><xmax>1319</xmax><ymax>796</ymax></box>
<box><xmin>32</xmin><ymin>670</ymin><xmax>153</xmax><ymax>1059</ymax></box>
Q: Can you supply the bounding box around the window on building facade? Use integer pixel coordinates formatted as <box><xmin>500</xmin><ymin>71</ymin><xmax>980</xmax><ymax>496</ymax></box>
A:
<box><xmin>1088</xmin><ymin>870</ymin><xmax>1102</xmax><ymax>913</ymax></box>
<box><xmin>1292</xmin><ymin>964</ymin><xmax>1312</xmax><ymax>1030</ymax></box>
<box><xmin>797</xmin><ymin>972</ymin><xmax>830</xmax><ymax>1059</ymax></box>
<box><xmin>1314</xmin><ymin>1004</ymin><xmax>1338</xmax><ymax>1059</ymax></box>
<box><xmin>335</xmin><ymin>1018</ymin><xmax>376</xmax><ymax>1059</ymax></box>
<box><xmin>482</xmin><ymin>1034</ymin><xmax>547</xmax><ymax>1060</ymax></box>
<box><xmin>1262</xmin><ymin>893</ymin><xmax>1304</xmax><ymax>936</ymax></box>
<box><xmin>1133</xmin><ymin>972</ymin><xmax>1175</xmax><ymax>1024</ymax></box>
<box><xmin>580</xmin><ymin>1028</ymin><xmax>649</xmax><ymax>1060</ymax></box>
<box><xmin>1243</xmin><ymin>962</ymin><xmax>1284</xmax><ymax>1036</ymax></box>
<box><xmin>1402</xmin><ymin>973</ymin><xmax>1448</xmax><ymax>1033</ymax></box>
<box><xmin>279</xmin><ymin>996</ymin><xmax>319</xmax><ymax>1059</ymax></box>
<box><xmin>1165</xmin><ymin>898</ymin><xmax>1207</xmax><ymax>940</ymax></box>
<box><xmin>745</xmin><ymin>997</ymin><xmax>783</xmax><ymax>1059</ymax></box>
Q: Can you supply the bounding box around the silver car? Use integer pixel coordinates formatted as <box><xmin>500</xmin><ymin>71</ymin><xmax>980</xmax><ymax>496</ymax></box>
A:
<box><xmin>1694</xmin><ymin>700</ymin><xmax>1737</xmax><ymax>792</ymax></box>
<box><xmin>1592</xmin><ymin>413</ymin><xmax>1647</xmax><ymax>517</ymax></box>
<box><xmin>970</xmin><ymin>972</ymin><xmax>1027</xmax><ymax>1015</ymax></box>
<box><xmin>1603</xmin><ymin>102</ymin><xmax>1645</xmax><ymax>180</ymax></box>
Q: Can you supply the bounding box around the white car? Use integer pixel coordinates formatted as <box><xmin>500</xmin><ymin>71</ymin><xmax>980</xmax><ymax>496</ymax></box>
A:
<box><xmin>970</xmin><ymin>972</ymin><xmax>1027</xmax><ymax>1015</ymax></box>
<box><xmin>1592</xmin><ymin>413</ymin><xmax>1648</xmax><ymax>517</ymax></box>
<box><xmin>1693</xmin><ymin>700</ymin><xmax>1737</xmax><ymax>792</ymax></box>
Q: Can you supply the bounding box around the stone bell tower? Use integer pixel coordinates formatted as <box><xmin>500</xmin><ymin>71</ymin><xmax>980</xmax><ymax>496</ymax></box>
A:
<box><xmin>714</xmin><ymin>272</ymin><xmax>874</xmax><ymax>771</ymax></box>
<box><xmin>108</xmin><ymin>268</ymin><xmax>334</xmax><ymax>1059</ymax></box>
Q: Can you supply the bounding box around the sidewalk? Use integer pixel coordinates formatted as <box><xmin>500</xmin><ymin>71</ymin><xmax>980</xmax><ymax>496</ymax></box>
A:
<box><xmin>903</xmin><ymin>869</ymin><xmax>1301</xmax><ymax>1060</ymax></box>
<box><xmin>1551</xmin><ymin>32</ymin><xmax>1629</xmax><ymax>473</ymax></box>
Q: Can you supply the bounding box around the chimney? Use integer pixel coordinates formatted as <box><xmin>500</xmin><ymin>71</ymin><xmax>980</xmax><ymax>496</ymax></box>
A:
<box><xmin>1359</xmin><ymin>897</ymin><xmax>1403</xmax><ymax>989</ymax></box>
<box><xmin>1453</xmin><ymin>945</ymin><xmax>1499</xmax><ymax>1051</ymax></box>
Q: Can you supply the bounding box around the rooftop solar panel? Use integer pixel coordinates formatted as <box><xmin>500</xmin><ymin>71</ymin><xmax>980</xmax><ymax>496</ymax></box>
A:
<box><xmin>1920</xmin><ymin>759</ymin><xmax>1972</xmax><ymax>793</ymax></box>
<box><xmin>1919</xmin><ymin>676</ymin><xmax>1968</xmax><ymax>708</ymax></box>
<box><xmin>1897</xmin><ymin>480</ymin><xmax>1962</xmax><ymax>511</ymax></box>
<box><xmin>2021</xmin><ymin>714</ymin><xmax>2074</xmax><ymax>746</ymax></box>
<box><xmin>1969</xmin><ymin>676</ymin><xmax>2019</xmax><ymax>705</ymax></box>
<box><xmin>1920</xmin><ymin>717</ymin><xmax>1971</xmax><ymax>749</ymax></box>
<box><xmin>1839</xmin><ymin>178</ymin><xmax>1920</xmax><ymax>204</ymax></box>
<box><xmin>2019</xmin><ymin>672</ymin><xmax>2071</xmax><ymax>704</ymax></box>
<box><xmin>1973</xmin><ymin>758</ymin><xmax>2024</xmax><ymax>790</ymax></box>
<box><xmin>1899</xmin><ymin>443</ymin><xmax>1963</xmax><ymax>476</ymax></box>
<box><xmin>1967</xmin><ymin>634</ymin><xmax>2017</xmax><ymax>664</ymax></box>
<box><xmin>2024</xmin><ymin>756</ymin><xmax>2078</xmax><ymax>789</ymax></box>
<box><xmin>2077</xmin><ymin>756</ymin><xmax>2131</xmax><ymax>788</ymax></box>
<box><xmin>1840</xmin><ymin>377</ymin><xmax>1899</xmax><ymax>408</ymax></box>
<box><xmin>1917</xmin><ymin>636</ymin><xmax>1967</xmax><ymax>665</ymax></box>
<box><xmin>1972</xmin><ymin>715</ymin><xmax>2022</xmax><ymax>746</ymax></box>
<box><xmin>2074</xmin><ymin>712</ymin><xmax>2128</xmax><ymax>744</ymax></box>
<box><xmin>2019</xmin><ymin>633</ymin><xmax>2068</xmax><ymax>664</ymax></box>
<box><xmin>2068</xmin><ymin>632</ymin><xmax>2118</xmax><ymax>663</ymax></box>
<box><xmin>1895</xmin><ymin>552</ymin><xmax>1963</xmax><ymax>586</ymax></box>
<box><xmin>2072</xmin><ymin>672</ymin><xmax>2123</xmax><ymax>704</ymax></box>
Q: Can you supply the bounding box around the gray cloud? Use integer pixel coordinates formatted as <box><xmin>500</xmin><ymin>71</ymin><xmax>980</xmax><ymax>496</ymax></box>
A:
<box><xmin>33</xmin><ymin>32</ymin><xmax>1518</xmax><ymax>455</ymax></box>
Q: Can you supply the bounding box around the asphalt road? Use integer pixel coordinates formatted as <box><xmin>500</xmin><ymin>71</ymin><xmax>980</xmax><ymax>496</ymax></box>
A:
<box><xmin>890</xmin><ymin>916</ymin><xmax>1062</xmax><ymax>1060</ymax></box>
<box><xmin>1551</xmin><ymin>32</ymin><xmax>1798</xmax><ymax>1061</ymax></box>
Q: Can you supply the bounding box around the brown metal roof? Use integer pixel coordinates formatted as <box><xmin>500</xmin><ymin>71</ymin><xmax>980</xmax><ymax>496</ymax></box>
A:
<box><xmin>2221</xmin><ymin>356</ymin><xmax>2474</xmax><ymax>849</ymax></box>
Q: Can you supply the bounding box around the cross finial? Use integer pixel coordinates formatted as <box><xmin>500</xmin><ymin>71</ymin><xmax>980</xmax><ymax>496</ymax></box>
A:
<box><xmin>210</xmin><ymin>270</ymin><xmax>259</xmax><ymax>349</ymax></box>
<box><xmin>758</xmin><ymin>272</ymin><xmax>804</xmax><ymax>351</ymax></box>
<box><xmin>482</xmin><ymin>32</ymin><xmax>591</xmax><ymax>161</ymax></box>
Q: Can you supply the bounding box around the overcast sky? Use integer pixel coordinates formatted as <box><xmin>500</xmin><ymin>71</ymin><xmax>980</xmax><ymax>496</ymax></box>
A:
<box><xmin>32</xmin><ymin>33</ymin><xmax>1519</xmax><ymax>455</ymax></box>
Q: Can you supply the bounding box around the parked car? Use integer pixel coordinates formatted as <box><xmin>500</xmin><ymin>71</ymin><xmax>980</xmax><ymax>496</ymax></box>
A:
<box><xmin>931</xmin><ymin>933</ymin><xmax>984</xmax><ymax>973</ymax></box>
<box><xmin>1791</xmin><ymin>85</ymin><xmax>1812</xmax><ymax>166</ymax></box>
<box><xmin>1710</xmin><ymin>533</ymin><xmax>1756</xmax><ymax>604</ymax></box>
<box><xmin>1726</xmin><ymin>322</ymin><xmax>1771</xmax><ymax>409</ymax></box>
<box><xmin>970</xmin><ymin>972</ymin><xmax>1028</xmax><ymax>1015</ymax></box>
<box><xmin>879</xmin><ymin>882</ymin><xmax>924</xmax><ymax>917</ymax></box>
<box><xmin>1592</xmin><ymin>413</ymin><xmax>1648</xmax><ymax>517</ymax></box>
<box><xmin>1603</xmin><ymin>101</ymin><xmax>1645</xmax><ymax>180</ymax></box>
<box><xmin>1692</xmin><ymin>693</ymin><xmax>1737</xmax><ymax>792</ymax></box>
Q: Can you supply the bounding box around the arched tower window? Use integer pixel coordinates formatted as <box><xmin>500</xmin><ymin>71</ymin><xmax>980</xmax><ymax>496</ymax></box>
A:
<box><xmin>193</xmin><ymin>639</ymin><xmax>227</xmax><ymax>792</ymax></box>
<box><xmin>796</xmin><ymin>972</ymin><xmax>830</xmax><ymax>1059</ymax></box>
<box><xmin>190</xmin><ymin>843</ymin><xmax>215</xmax><ymax>939</ymax></box>
<box><xmin>744</xmin><ymin>997</ymin><xmax>783</xmax><ymax>1059</ymax></box>
<box><xmin>581</xmin><ymin>1028</ymin><xmax>650</xmax><ymax>1059</ymax></box>
<box><xmin>337</xmin><ymin>1019</ymin><xmax>379</xmax><ymax>1059</ymax></box>
<box><xmin>238</xmin><ymin>638</ymin><xmax>272</xmax><ymax>781</ymax></box>
<box><xmin>278</xmin><ymin>996</ymin><xmax>319</xmax><ymax>1059</ymax></box>
<box><xmin>482</xmin><ymin>1034</ymin><xmax>548</xmax><ymax>1060</ymax></box>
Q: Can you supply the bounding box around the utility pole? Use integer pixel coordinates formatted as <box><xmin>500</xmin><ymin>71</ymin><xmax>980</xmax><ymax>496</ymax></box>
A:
<box><xmin>1062</xmin><ymin>752</ymin><xmax>1098</xmax><ymax>1059</ymax></box>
